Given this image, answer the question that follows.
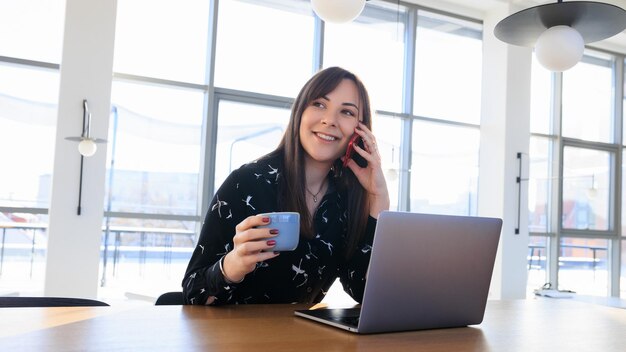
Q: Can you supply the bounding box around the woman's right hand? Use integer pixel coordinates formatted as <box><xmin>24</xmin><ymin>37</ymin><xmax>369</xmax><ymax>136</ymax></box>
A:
<box><xmin>222</xmin><ymin>215</ymin><xmax>280</xmax><ymax>283</ymax></box>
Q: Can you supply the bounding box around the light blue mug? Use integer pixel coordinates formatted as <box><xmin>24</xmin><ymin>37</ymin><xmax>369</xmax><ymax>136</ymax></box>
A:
<box><xmin>258</xmin><ymin>212</ymin><xmax>300</xmax><ymax>251</ymax></box>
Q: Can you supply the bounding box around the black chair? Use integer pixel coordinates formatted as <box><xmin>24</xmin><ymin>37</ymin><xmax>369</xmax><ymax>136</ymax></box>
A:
<box><xmin>0</xmin><ymin>297</ymin><xmax>109</xmax><ymax>307</ymax></box>
<box><xmin>155</xmin><ymin>291</ymin><xmax>184</xmax><ymax>305</ymax></box>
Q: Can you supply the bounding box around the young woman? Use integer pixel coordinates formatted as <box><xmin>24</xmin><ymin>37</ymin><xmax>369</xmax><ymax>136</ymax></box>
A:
<box><xmin>182</xmin><ymin>66</ymin><xmax>389</xmax><ymax>305</ymax></box>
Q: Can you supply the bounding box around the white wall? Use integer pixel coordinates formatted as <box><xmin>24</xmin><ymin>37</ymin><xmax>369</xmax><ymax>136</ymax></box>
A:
<box><xmin>44</xmin><ymin>0</ymin><xmax>116</xmax><ymax>298</ymax></box>
<box><xmin>478</xmin><ymin>4</ymin><xmax>532</xmax><ymax>299</ymax></box>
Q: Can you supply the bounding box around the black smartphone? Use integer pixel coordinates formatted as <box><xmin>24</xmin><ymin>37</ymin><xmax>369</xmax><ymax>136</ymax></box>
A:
<box><xmin>343</xmin><ymin>134</ymin><xmax>368</xmax><ymax>168</ymax></box>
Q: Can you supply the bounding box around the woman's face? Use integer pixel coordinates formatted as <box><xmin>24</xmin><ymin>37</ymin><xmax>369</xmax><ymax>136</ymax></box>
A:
<box><xmin>299</xmin><ymin>79</ymin><xmax>361</xmax><ymax>167</ymax></box>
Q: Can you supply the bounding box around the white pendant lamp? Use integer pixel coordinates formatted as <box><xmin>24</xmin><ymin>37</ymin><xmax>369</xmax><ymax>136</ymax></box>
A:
<box><xmin>494</xmin><ymin>1</ymin><xmax>626</xmax><ymax>72</ymax></box>
<box><xmin>311</xmin><ymin>0</ymin><xmax>366</xmax><ymax>24</ymax></box>
<box><xmin>534</xmin><ymin>25</ymin><xmax>584</xmax><ymax>72</ymax></box>
<box><xmin>63</xmin><ymin>99</ymin><xmax>108</xmax><ymax>215</ymax></box>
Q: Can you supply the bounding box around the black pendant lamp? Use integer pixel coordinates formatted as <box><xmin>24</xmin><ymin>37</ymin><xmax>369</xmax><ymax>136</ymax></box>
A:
<box><xmin>494</xmin><ymin>1</ymin><xmax>626</xmax><ymax>71</ymax></box>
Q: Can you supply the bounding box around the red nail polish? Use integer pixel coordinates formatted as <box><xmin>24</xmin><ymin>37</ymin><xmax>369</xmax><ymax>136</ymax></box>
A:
<box><xmin>269</xmin><ymin>229</ymin><xmax>279</xmax><ymax>235</ymax></box>
<box><xmin>267</xmin><ymin>240</ymin><xmax>276</xmax><ymax>246</ymax></box>
<box><xmin>262</xmin><ymin>217</ymin><xmax>270</xmax><ymax>223</ymax></box>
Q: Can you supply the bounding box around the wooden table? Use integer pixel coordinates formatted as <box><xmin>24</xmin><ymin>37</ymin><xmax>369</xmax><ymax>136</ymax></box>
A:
<box><xmin>1</xmin><ymin>299</ymin><xmax>626</xmax><ymax>351</ymax></box>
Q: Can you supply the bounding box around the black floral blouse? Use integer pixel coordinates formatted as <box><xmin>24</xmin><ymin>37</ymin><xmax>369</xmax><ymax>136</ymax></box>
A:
<box><xmin>182</xmin><ymin>152</ymin><xmax>376</xmax><ymax>305</ymax></box>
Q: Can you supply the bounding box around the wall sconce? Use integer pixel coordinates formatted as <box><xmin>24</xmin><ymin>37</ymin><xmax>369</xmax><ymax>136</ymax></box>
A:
<box><xmin>311</xmin><ymin>0</ymin><xmax>366</xmax><ymax>23</ymax></box>
<box><xmin>494</xmin><ymin>1</ymin><xmax>626</xmax><ymax>71</ymax></box>
<box><xmin>65</xmin><ymin>99</ymin><xmax>107</xmax><ymax>157</ymax></box>
<box><xmin>64</xmin><ymin>99</ymin><xmax>107</xmax><ymax>215</ymax></box>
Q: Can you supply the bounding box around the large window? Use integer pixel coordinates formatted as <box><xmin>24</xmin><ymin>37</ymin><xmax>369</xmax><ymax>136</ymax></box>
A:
<box><xmin>102</xmin><ymin>0</ymin><xmax>212</xmax><ymax>294</ymax></box>
<box><xmin>0</xmin><ymin>65</ymin><xmax>59</xmax><ymax>209</ymax></box>
<box><xmin>0</xmin><ymin>0</ymin><xmax>65</xmax><ymax>295</ymax></box>
<box><xmin>529</xmin><ymin>51</ymin><xmax>625</xmax><ymax>298</ymax></box>
<box><xmin>409</xmin><ymin>10</ymin><xmax>482</xmax><ymax>215</ymax></box>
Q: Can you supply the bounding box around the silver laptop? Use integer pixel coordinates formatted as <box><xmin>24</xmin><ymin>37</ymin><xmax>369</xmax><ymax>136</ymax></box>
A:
<box><xmin>294</xmin><ymin>211</ymin><xmax>502</xmax><ymax>334</ymax></box>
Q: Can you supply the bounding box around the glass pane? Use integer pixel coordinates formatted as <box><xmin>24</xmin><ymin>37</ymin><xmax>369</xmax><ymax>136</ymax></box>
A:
<box><xmin>622</xmin><ymin>239</ymin><xmax>626</xmax><ymax>298</ymax></box>
<box><xmin>372</xmin><ymin>113</ymin><xmax>402</xmax><ymax>211</ymax></box>
<box><xmin>562</xmin><ymin>55</ymin><xmax>613</xmax><ymax>143</ymax></box>
<box><xmin>214</xmin><ymin>100</ymin><xmax>290</xmax><ymax>192</ymax></box>
<box><xmin>622</xmin><ymin>59</ymin><xmax>626</xmax><ymax>145</ymax></box>
<box><xmin>114</xmin><ymin>0</ymin><xmax>210</xmax><ymax>83</ymax></box>
<box><xmin>558</xmin><ymin>237</ymin><xmax>608</xmax><ymax>296</ymax></box>
<box><xmin>413</xmin><ymin>11</ymin><xmax>482</xmax><ymax>124</ymax></box>
<box><xmin>528</xmin><ymin>137</ymin><xmax>551</xmax><ymax>233</ymax></box>
<box><xmin>530</xmin><ymin>56</ymin><xmax>552</xmax><ymax>135</ymax></box>
<box><xmin>0</xmin><ymin>214</ymin><xmax>48</xmax><ymax>295</ymax></box>
<box><xmin>0</xmin><ymin>1</ymin><xmax>65</xmax><ymax>63</ymax></box>
<box><xmin>324</xmin><ymin>1</ymin><xmax>406</xmax><ymax>112</ymax></box>
<box><xmin>0</xmin><ymin>63</ymin><xmax>59</xmax><ymax>208</ymax></box>
<box><xmin>527</xmin><ymin>236</ymin><xmax>548</xmax><ymax>294</ymax></box>
<box><xmin>410</xmin><ymin>121</ymin><xmax>479</xmax><ymax>215</ymax></box>
<box><xmin>99</xmin><ymin>217</ymin><xmax>197</xmax><ymax>298</ymax></box>
<box><xmin>561</xmin><ymin>146</ymin><xmax>611</xmax><ymax>231</ymax></box>
<box><xmin>214</xmin><ymin>0</ymin><xmax>314</xmax><ymax>97</ymax></box>
<box><xmin>623</xmin><ymin>149</ymin><xmax>626</xmax><ymax>235</ymax></box>
<box><xmin>108</xmin><ymin>81</ymin><xmax>204</xmax><ymax>215</ymax></box>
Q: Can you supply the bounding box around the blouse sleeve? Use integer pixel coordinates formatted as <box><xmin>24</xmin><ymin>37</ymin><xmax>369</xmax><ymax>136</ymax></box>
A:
<box><xmin>338</xmin><ymin>216</ymin><xmax>377</xmax><ymax>303</ymax></box>
<box><xmin>181</xmin><ymin>168</ymin><xmax>248</xmax><ymax>305</ymax></box>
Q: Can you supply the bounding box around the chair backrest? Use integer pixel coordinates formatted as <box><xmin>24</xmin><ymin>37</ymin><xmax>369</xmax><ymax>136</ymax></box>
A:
<box><xmin>0</xmin><ymin>297</ymin><xmax>109</xmax><ymax>307</ymax></box>
<box><xmin>155</xmin><ymin>291</ymin><xmax>184</xmax><ymax>305</ymax></box>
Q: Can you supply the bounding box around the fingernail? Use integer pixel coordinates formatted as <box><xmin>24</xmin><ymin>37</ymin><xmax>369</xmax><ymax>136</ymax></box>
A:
<box><xmin>262</xmin><ymin>217</ymin><xmax>270</xmax><ymax>223</ymax></box>
<box><xmin>269</xmin><ymin>229</ymin><xmax>279</xmax><ymax>235</ymax></box>
<box><xmin>274</xmin><ymin>251</ymin><xmax>280</xmax><ymax>255</ymax></box>
<box><xmin>267</xmin><ymin>240</ymin><xmax>276</xmax><ymax>246</ymax></box>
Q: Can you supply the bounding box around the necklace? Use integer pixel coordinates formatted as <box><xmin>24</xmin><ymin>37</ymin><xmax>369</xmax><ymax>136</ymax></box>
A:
<box><xmin>306</xmin><ymin>179</ymin><xmax>326</xmax><ymax>203</ymax></box>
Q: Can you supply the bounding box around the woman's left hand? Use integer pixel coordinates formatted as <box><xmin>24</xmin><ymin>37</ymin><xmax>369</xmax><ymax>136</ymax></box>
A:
<box><xmin>343</xmin><ymin>122</ymin><xmax>390</xmax><ymax>218</ymax></box>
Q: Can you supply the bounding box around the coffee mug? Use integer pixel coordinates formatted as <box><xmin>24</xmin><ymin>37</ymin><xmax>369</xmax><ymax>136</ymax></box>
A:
<box><xmin>258</xmin><ymin>212</ymin><xmax>300</xmax><ymax>251</ymax></box>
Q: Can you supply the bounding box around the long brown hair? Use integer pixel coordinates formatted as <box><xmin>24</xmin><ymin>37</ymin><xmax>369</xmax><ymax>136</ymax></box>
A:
<box><xmin>269</xmin><ymin>67</ymin><xmax>372</xmax><ymax>259</ymax></box>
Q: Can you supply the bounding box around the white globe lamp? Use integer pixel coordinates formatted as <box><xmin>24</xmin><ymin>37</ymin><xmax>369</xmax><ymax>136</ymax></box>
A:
<box><xmin>494</xmin><ymin>1</ymin><xmax>626</xmax><ymax>72</ymax></box>
<box><xmin>311</xmin><ymin>0</ymin><xmax>366</xmax><ymax>23</ymax></box>
<box><xmin>78</xmin><ymin>139</ymin><xmax>98</xmax><ymax>157</ymax></box>
<box><xmin>534</xmin><ymin>25</ymin><xmax>584</xmax><ymax>72</ymax></box>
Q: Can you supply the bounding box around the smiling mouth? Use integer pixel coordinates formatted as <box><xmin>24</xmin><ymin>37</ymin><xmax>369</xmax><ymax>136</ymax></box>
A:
<box><xmin>315</xmin><ymin>132</ymin><xmax>337</xmax><ymax>141</ymax></box>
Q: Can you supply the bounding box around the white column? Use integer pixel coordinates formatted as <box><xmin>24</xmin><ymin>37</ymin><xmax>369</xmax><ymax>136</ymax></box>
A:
<box><xmin>44</xmin><ymin>0</ymin><xmax>116</xmax><ymax>298</ymax></box>
<box><xmin>478</xmin><ymin>5</ymin><xmax>532</xmax><ymax>300</ymax></box>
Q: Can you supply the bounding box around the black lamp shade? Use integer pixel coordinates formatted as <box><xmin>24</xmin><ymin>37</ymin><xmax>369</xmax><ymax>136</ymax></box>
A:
<box><xmin>494</xmin><ymin>1</ymin><xmax>626</xmax><ymax>47</ymax></box>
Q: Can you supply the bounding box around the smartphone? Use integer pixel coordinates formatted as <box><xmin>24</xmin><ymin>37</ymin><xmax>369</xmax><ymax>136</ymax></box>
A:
<box><xmin>343</xmin><ymin>134</ymin><xmax>368</xmax><ymax>168</ymax></box>
<box><xmin>257</xmin><ymin>212</ymin><xmax>300</xmax><ymax>251</ymax></box>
